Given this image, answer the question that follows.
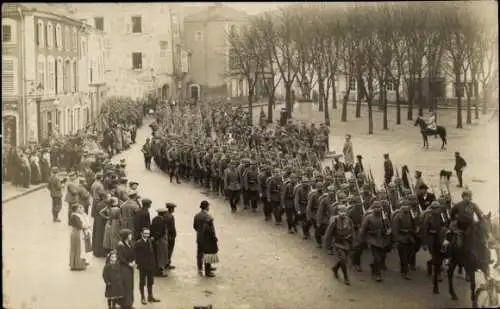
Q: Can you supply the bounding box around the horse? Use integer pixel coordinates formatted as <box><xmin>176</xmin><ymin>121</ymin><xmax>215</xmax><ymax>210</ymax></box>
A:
<box><xmin>445</xmin><ymin>213</ymin><xmax>492</xmax><ymax>308</ymax></box>
<box><xmin>414</xmin><ymin>117</ymin><xmax>447</xmax><ymax>150</ymax></box>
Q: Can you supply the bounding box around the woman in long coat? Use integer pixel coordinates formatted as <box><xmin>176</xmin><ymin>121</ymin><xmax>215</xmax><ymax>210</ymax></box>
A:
<box><xmin>69</xmin><ymin>204</ymin><xmax>91</xmax><ymax>271</ymax></box>
<box><xmin>101</xmin><ymin>197</ymin><xmax>122</xmax><ymax>251</ymax></box>
<box><xmin>30</xmin><ymin>152</ymin><xmax>41</xmax><ymax>185</ymax></box>
<box><xmin>92</xmin><ymin>192</ymin><xmax>109</xmax><ymax>257</ymax></box>
<box><xmin>102</xmin><ymin>250</ymin><xmax>124</xmax><ymax>309</ymax></box>
<box><xmin>40</xmin><ymin>150</ymin><xmax>50</xmax><ymax>183</ymax></box>
<box><xmin>116</xmin><ymin>229</ymin><xmax>135</xmax><ymax>309</ymax></box>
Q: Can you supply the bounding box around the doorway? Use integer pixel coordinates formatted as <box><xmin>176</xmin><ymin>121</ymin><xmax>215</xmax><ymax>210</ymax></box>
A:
<box><xmin>190</xmin><ymin>84</ymin><xmax>200</xmax><ymax>100</ymax></box>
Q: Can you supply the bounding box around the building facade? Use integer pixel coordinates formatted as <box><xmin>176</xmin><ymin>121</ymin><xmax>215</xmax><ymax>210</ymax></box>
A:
<box><xmin>183</xmin><ymin>4</ymin><xmax>249</xmax><ymax>99</ymax></box>
<box><xmin>58</xmin><ymin>3</ymin><xmax>183</xmax><ymax>100</ymax></box>
<box><xmin>2</xmin><ymin>3</ymin><xmax>92</xmax><ymax>146</ymax></box>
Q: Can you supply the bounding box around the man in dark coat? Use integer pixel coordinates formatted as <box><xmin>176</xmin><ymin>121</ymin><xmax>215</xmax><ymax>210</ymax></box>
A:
<box><xmin>133</xmin><ymin>199</ymin><xmax>152</xmax><ymax>240</ymax></box>
<box><xmin>150</xmin><ymin>209</ymin><xmax>169</xmax><ymax>277</ymax></box>
<box><xmin>47</xmin><ymin>166</ymin><xmax>65</xmax><ymax>222</ymax></box>
<box><xmin>383</xmin><ymin>153</ymin><xmax>394</xmax><ymax>185</ymax></box>
<box><xmin>134</xmin><ymin>227</ymin><xmax>161</xmax><ymax>305</ymax></box>
<box><xmin>164</xmin><ymin>203</ymin><xmax>177</xmax><ymax>269</ymax></box>
<box><xmin>454</xmin><ymin>152</ymin><xmax>467</xmax><ymax>188</ymax></box>
<box><xmin>193</xmin><ymin>200</ymin><xmax>215</xmax><ymax>276</ymax></box>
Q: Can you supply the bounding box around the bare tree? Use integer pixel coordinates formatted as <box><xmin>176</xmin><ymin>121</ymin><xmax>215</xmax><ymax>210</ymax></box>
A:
<box><xmin>269</xmin><ymin>8</ymin><xmax>301</xmax><ymax>119</ymax></box>
<box><xmin>323</xmin><ymin>7</ymin><xmax>344</xmax><ymax>113</ymax></box>
<box><xmin>340</xmin><ymin>7</ymin><xmax>360</xmax><ymax>122</ymax></box>
<box><xmin>226</xmin><ymin>23</ymin><xmax>265</xmax><ymax>125</ymax></box>
<box><xmin>389</xmin><ymin>4</ymin><xmax>408</xmax><ymax>125</ymax></box>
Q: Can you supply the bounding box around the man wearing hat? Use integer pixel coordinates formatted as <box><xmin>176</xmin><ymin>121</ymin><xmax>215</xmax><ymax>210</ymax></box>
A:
<box><xmin>450</xmin><ymin>189</ymin><xmax>484</xmax><ymax>248</ymax></box>
<box><xmin>353</xmin><ymin>155</ymin><xmax>364</xmax><ymax>179</ymax></box>
<box><xmin>115</xmin><ymin>178</ymin><xmax>129</xmax><ymax>202</ymax></box>
<box><xmin>151</xmin><ymin>208</ymin><xmax>169</xmax><ymax>277</ymax></box>
<box><xmin>315</xmin><ymin>186</ymin><xmax>337</xmax><ymax>247</ymax></box>
<box><xmin>238</xmin><ymin>158</ymin><xmax>251</xmax><ymax>209</ymax></box>
<box><xmin>281</xmin><ymin>173</ymin><xmax>298</xmax><ymax>233</ymax></box>
<box><xmin>359</xmin><ymin>201</ymin><xmax>387</xmax><ymax>282</ymax></box>
<box><xmin>65</xmin><ymin>172</ymin><xmax>80</xmax><ymax>225</ymax></box>
<box><xmin>134</xmin><ymin>227</ymin><xmax>161</xmax><ymax>304</ymax></box>
<box><xmin>77</xmin><ymin>179</ymin><xmax>91</xmax><ymax>214</ymax></box>
<box><xmin>193</xmin><ymin>200</ymin><xmax>215</xmax><ymax>276</ymax></box>
<box><xmin>90</xmin><ymin>172</ymin><xmax>105</xmax><ymax>202</ymax></box>
<box><xmin>392</xmin><ymin>201</ymin><xmax>417</xmax><ymax>280</ymax></box>
<box><xmin>164</xmin><ymin>203</ymin><xmax>177</xmax><ymax>269</ymax></box>
<box><xmin>134</xmin><ymin>198</ymin><xmax>152</xmax><ymax>240</ymax></box>
<box><xmin>417</xmin><ymin>183</ymin><xmax>436</xmax><ymax>212</ymax></box>
<box><xmin>383</xmin><ymin>153</ymin><xmax>394</xmax><ymax>185</ymax></box>
<box><xmin>323</xmin><ymin>204</ymin><xmax>355</xmax><ymax>285</ymax></box>
<box><xmin>306</xmin><ymin>182</ymin><xmax>324</xmax><ymax>240</ymax></box>
<box><xmin>224</xmin><ymin>161</ymin><xmax>241</xmax><ymax>212</ymax></box>
<box><xmin>454</xmin><ymin>152</ymin><xmax>467</xmax><ymax>188</ymax></box>
<box><xmin>47</xmin><ymin>166</ymin><xmax>64</xmax><ymax>222</ymax></box>
<box><xmin>266</xmin><ymin>168</ymin><xmax>283</xmax><ymax>224</ymax></box>
<box><xmin>342</xmin><ymin>134</ymin><xmax>354</xmax><ymax>171</ymax></box>
<box><xmin>120</xmin><ymin>190</ymin><xmax>140</xmax><ymax>233</ymax></box>
<box><xmin>141</xmin><ymin>137</ymin><xmax>153</xmax><ymax>170</ymax></box>
<box><xmin>414</xmin><ymin>170</ymin><xmax>426</xmax><ymax>193</ymax></box>
<box><xmin>243</xmin><ymin>161</ymin><xmax>260</xmax><ymax>212</ymax></box>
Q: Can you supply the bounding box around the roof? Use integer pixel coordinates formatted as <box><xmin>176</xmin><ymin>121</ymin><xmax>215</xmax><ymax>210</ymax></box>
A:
<box><xmin>184</xmin><ymin>4</ymin><xmax>249</xmax><ymax>23</ymax></box>
<box><xmin>4</xmin><ymin>3</ymin><xmax>84</xmax><ymax>25</ymax></box>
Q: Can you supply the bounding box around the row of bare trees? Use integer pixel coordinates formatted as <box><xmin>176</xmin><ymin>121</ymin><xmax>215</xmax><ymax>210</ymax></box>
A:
<box><xmin>226</xmin><ymin>2</ymin><xmax>498</xmax><ymax>132</ymax></box>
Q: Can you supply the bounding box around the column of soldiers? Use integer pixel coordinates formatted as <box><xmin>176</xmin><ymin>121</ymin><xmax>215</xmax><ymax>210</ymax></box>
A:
<box><xmin>143</xmin><ymin>99</ymin><xmax>488</xmax><ymax>289</ymax></box>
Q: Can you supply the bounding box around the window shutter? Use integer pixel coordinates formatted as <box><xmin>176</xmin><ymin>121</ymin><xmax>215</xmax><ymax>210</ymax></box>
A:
<box><xmin>2</xmin><ymin>58</ymin><xmax>17</xmax><ymax>95</ymax></box>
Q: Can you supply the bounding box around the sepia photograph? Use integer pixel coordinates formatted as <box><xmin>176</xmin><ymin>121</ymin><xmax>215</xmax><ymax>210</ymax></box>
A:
<box><xmin>1</xmin><ymin>2</ymin><xmax>499</xmax><ymax>309</ymax></box>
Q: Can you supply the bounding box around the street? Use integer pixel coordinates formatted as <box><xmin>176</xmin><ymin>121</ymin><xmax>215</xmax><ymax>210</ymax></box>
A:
<box><xmin>3</xmin><ymin>104</ymin><xmax>487</xmax><ymax>309</ymax></box>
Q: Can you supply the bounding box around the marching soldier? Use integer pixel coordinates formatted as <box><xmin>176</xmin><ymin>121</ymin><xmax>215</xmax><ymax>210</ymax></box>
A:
<box><xmin>239</xmin><ymin>159</ymin><xmax>251</xmax><ymax>209</ymax></box>
<box><xmin>450</xmin><ymin>189</ymin><xmax>485</xmax><ymax>249</ymax></box>
<box><xmin>266</xmin><ymin>168</ymin><xmax>283</xmax><ymax>224</ymax></box>
<box><xmin>306</xmin><ymin>182</ymin><xmax>324</xmax><ymax>242</ymax></box>
<box><xmin>315</xmin><ymin>186</ymin><xmax>337</xmax><ymax>248</ymax></box>
<box><xmin>359</xmin><ymin>201</ymin><xmax>387</xmax><ymax>282</ymax></box>
<box><xmin>294</xmin><ymin>177</ymin><xmax>311</xmax><ymax>239</ymax></box>
<box><xmin>224</xmin><ymin>161</ymin><xmax>241</xmax><ymax>212</ymax></box>
<box><xmin>47</xmin><ymin>167</ymin><xmax>65</xmax><ymax>222</ymax></box>
<box><xmin>392</xmin><ymin>201</ymin><xmax>417</xmax><ymax>280</ymax></box>
<box><xmin>167</xmin><ymin>145</ymin><xmax>181</xmax><ymax>184</ymax></box>
<box><xmin>323</xmin><ymin>204</ymin><xmax>355</xmax><ymax>285</ymax></box>
<box><xmin>243</xmin><ymin>161</ymin><xmax>260</xmax><ymax>212</ymax></box>
<box><xmin>383</xmin><ymin>153</ymin><xmax>394</xmax><ymax>185</ymax></box>
<box><xmin>281</xmin><ymin>173</ymin><xmax>298</xmax><ymax>233</ymax></box>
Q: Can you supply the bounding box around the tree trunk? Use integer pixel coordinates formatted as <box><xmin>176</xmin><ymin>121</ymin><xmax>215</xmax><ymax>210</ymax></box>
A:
<box><xmin>466</xmin><ymin>91</ymin><xmax>472</xmax><ymax>125</ymax></box>
<box><xmin>248</xmin><ymin>88</ymin><xmax>254</xmax><ymax>125</ymax></box>
<box><xmin>395</xmin><ymin>81</ymin><xmax>401</xmax><ymax>125</ymax></box>
<box><xmin>383</xmin><ymin>86</ymin><xmax>388</xmax><ymax>130</ymax></box>
<box><xmin>456</xmin><ymin>72</ymin><xmax>463</xmax><ymax>129</ymax></box>
<box><xmin>407</xmin><ymin>77</ymin><xmax>414</xmax><ymax>121</ymax></box>
<box><xmin>331</xmin><ymin>78</ymin><xmax>337</xmax><ymax>110</ymax></box>
<box><xmin>285</xmin><ymin>84</ymin><xmax>292</xmax><ymax>119</ymax></box>
<box><xmin>319</xmin><ymin>77</ymin><xmax>330</xmax><ymax>126</ymax></box>
<box><xmin>355</xmin><ymin>75</ymin><xmax>363</xmax><ymax>118</ymax></box>
<box><xmin>267</xmin><ymin>94</ymin><xmax>274</xmax><ymax>124</ymax></box>
<box><xmin>482</xmin><ymin>83</ymin><xmax>489</xmax><ymax>115</ymax></box>
<box><xmin>368</xmin><ymin>97</ymin><xmax>374</xmax><ymax>134</ymax></box>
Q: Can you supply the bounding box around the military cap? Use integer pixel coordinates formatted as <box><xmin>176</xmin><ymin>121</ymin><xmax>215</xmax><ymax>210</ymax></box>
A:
<box><xmin>415</xmin><ymin>170</ymin><xmax>422</xmax><ymax>176</ymax></box>
<box><xmin>95</xmin><ymin>171</ymin><xmax>103</xmax><ymax>177</ymax></box>
<box><xmin>250</xmin><ymin>160</ymin><xmax>257</xmax><ymax>165</ymax></box>
<box><xmin>348</xmin><ymin>177</ymin><xmax>357</xmax><ymax>183</ymax></box>
<box><xmin>156</xmin><ymin>208</ymin><xmax>168</xmax><ymax>213</ymax></box>
<box><xmin>302</xmin><ymin>177</ymin><xmax>311</xmax><ymax>183</ymax></box>
<box><xmin>127</xmin><ymin>190</ymin><xmax>138</xmax><ymax>197</ymax></box>
<box><xmin>166</xmin><ymin>203</ymin><xmax>177</xmax><ymax>209</ymax></box>
<box><xmin>462</xmin><ymin>188</ymin><xmax>472</xmax><ymax>197</ymax></box>
<box><xmin>350</xmin><ymin>196</ymin><xmax>362</xmax><ymax>204</ymax></box>
<box><xmin>362</xmin><ymin>184</ymin><xmax>371</xmax><ymax>191</ymax></box>
<box><xmin>120</xmin><ymin>159</ymin><xmax>126</xmax><ymax>164</ymax></box>
<box><xmin>129</xmin><ymin>181</ymin><xmax>139</xmax><ymax>186</ymax></box>
<box><xmin>327</xmin><ymin>185</ymin><xmax>335</xmax><ymax>192</ymax></box>
<box><xmin>407</xmin><ymin>194</ymin><xmax>418</xmax><ymax>201</ymax></box>
<box><xmin>399</xmin><ymin>204</ymin><xmax>411</xmax><ymax>212</ymax></box>
<box><xmin>315</xmin><ymin>182</ymin><xmax>324</xmax><ymax>189</ymax></box>
<box><xmin>241</xmin><ymin>158</ymin><xmax>250</xmax><ymax>163</ymax></box>
<box><xmin>325</xmin><ymin>175</ymin><xmax>333</xmax><ymax>181</ymax></box>
<box><xmin>51</xmin><ymin>166</ymin><xmax>59</xmax><ymax>172</ymax></box>
<box><xmin>383</xmin><ymin>153</ymin><xmax>389</xmax><ymax>158</ymax></box>
<box><xmin>399</xmin><ymin>199</ymin><xmax>411</xmax><ymax>206</ymax></box>
<box><xmin>337</xmin><ymin>205</ymin><xmax>349</xmax><ymax>213</ymax></box>
<box><xmin>356</xmin><ymin>155</ymin><xmax>363</xmax><ymax>160</ymax></box>
<box><xmin>142</xmin><ymin>198</ymin><xmax>152</xmax><ymax>205</ymax></box>
<box><xmin>340</xmin><ymin>183</ymin><xmax>350</xmax><ymax>190</ymax></box>
<box><xmin>418</xmin><ymin>183</ymin><xmax>429</xmax><ymax>190</ymax></box>
<box><xmin>371</xmin><ymin>201</ymin><xmax>382</xmax><ymax>209</ymax></box>
<box><xmin>68</xmin><ymin>171</ymin><xmax>77</xmax><ymax>177</ymax></box>
<box><xmin>119</xmin><ymin>178</ymin><xmax>128</xmax><ymax>184</ymax></box>
<box><xmin>337</xmin><ymin>192</ymin><xmax>347</xmax><ymax>200</ymax></box>
<box><xmin>110</xmin><ymin>197</ymin><xmax>119</xmax><ymax>206</ymax></box>
<box><xmin>200</xmin><ymin>200</ymin><xmax>210</xmax><ymax>210</ymax></box>
<box><xmin>273</xmin><ymin>168</ymin><xmax>281</xmax><ymax>174</ymax></box>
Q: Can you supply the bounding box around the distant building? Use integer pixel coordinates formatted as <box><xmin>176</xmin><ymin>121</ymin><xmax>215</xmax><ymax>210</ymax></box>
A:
<box><xmin>57</xmin><ymin>3</ymin><xmax>184</xmax><ymax>101</ymax></box>
<box><xmin>183</xmin><ymin>3</ymin><xmax>249</xmax><ymax>100</ymax></box>
<box><xmin>2</xmin><ymin>3</ymin><xmax>93</xmax><ymax>146</ymax></box>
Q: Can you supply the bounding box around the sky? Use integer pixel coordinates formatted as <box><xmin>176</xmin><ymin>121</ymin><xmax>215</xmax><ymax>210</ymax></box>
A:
<box><xmin>182</xmin><ymin>2</ymin><xmax>295</xmax><ymax>15</ymax></box>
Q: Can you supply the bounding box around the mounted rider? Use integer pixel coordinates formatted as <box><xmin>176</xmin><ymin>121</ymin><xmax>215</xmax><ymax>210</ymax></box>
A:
<box><xmin>426</xmin><ymin>112</ymin><xmax>437</xmax><ymax>131</ymax></box>
<box><xmin>449</xmin><ymin>188</ymin><xmax>484</xmax><ymax>248</ymax></box>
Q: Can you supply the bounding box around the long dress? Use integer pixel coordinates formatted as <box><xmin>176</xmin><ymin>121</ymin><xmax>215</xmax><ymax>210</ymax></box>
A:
<box><xmin>116</xmin><ymin>241</ymin><xmax>135</xmax><ymax>309</ymax></box>
<box><xmin>69</xmin><ymin>213</ymin><xmax>90</xmax><ymax>270</ymax></box>
<box><xmin>102</xmin><ymin>207</ymin><xmax>121</xmax><ymax>250</ymax></box>
<box><xmin>92</xmin><ymin>200</ymin><xmax>108</xmax><ymax>257</ymax></box>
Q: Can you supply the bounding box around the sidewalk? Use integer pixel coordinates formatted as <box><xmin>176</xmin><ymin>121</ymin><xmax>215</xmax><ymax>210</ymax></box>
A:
<box><xmin>2</xmin><ymin>182</ymin><xmax>48</xmax><ymax>203</ymax></box>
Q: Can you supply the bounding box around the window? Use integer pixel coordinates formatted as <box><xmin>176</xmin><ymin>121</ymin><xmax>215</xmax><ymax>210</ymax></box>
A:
<box><xmin>131</xmin><ymin>16</ymin><xmax>142</xmax><ymax>33</ymax></box>
<box><xmin>37</xmin><ymin>55</ymin><xmax>46</xmax><ymax>91</ymax></box>
<box><xmin>73</xmin><ymin>61</ymin><xmax>77</xmax><ymax>92</ymax></box>
<box><xmin>132</xmin><ymin>52</ymin><xmax>142</xmax><ymax>70</ymax></box>
<box><xmin>72</xmin><ymin>28</ymin><xmax>77</xmax><ymax>51</ymax></box>
<box><xmin>64</xmin><ymin>27</ymin><xmax>70</xmax><ymax>51</ymax></box>
<box><xmin>172</xmin><ymin>15</ymin><xmax>179</xmax><ymax>37</ymax></box>
<box><xmin>94</xmin><ymin>17</ymin><xmax>104</xmax><ymax>31</ymax></box>
<box><xmin>47</xmin><ymin>57</ymin><xmax>55</xmax><ymax>94</ymax></box>
<box><xmin>195</xmin><ymin>31</ymin><xmax>203</xmax><ymax>41</ymax></box>
<box><xmin>37</xmin><ymin>21</ymin><xmax>44</xmax><ymax>47</ymax></box>
<box><xmin>56</xmin><ymin>58</ymin><xmax>63</xmax><ymax>94</ymax></box>
<box><xmin>348</xmin><ymin>76</ymin><xmax>356</xmax><ymax>91</ymax></box>
<box><xmin>63</xmin><ymin>60</ymin><xmax>70</xmax><ymax>93</ymax></box>
<box><xmin>2</xmin><ymin>57</ymin><xmax>17</xmax><ymax>95</ymax></box>
<box><xmin>160</xmin><ymin>41</ymin><xmax>168</xmax><ymax>57</ymax></box>
<box><xmin>386</xmin><ymin>79</ymin><xmax>395</xmax><ymax>91</ymax></box>
<box><xmin>46</xmin><ymin>22</ymin><xmax>53</xmax><ymax>48</ymax></box>
<box><xmin>2</xmin><ymin>24</ymin><xmax>12</xmax><ymax>43</ymax></box>
<box><xmin>81</xmin><ymin>38</ymin><xmax>86</xmax><ymax>57</ymax></box>
<box><xmin>55</xmin><ymin>24</ymin><xmax>62</xmax><ymax>49</ymax></box>
<box><xmin>229</xmin><ymin>48</ymin><xmax>238</xmax><ymax>70</ymax></box>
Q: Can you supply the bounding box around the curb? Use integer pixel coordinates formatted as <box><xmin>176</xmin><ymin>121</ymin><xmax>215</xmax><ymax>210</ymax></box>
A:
<box><xmin>2</xmin><ymin>183</ymin><xmax>48</xmax><ymax>204</ymax></box>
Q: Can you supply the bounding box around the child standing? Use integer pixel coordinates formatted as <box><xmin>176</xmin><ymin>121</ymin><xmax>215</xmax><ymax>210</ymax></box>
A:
<box><xmin>102</xmin><ymin>250</ymin><xmax>124</xmax><ymax>309</ymax></box>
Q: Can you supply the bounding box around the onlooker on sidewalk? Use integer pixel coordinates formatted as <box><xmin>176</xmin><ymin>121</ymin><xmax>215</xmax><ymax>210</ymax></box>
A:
<box><xmin>454</xmin><ymin>152</ymin><xmax>467</xmax><ymax>188</ymax></box>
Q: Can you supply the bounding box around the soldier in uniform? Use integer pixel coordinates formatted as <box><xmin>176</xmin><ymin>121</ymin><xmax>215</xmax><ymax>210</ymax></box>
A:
<box><xmin>450</xmin><ymin>189</ymin><xmax>485</xmax><ymax>249</ymax></box>
<box><xmin>323</xmin><ymin>204</ymin><xmax>355</xmax><ymax>285</ymax></box>
<box><xmin>239</xmin><ymin>159</ymin><xmax>251</xmax><ymax>209</ymax></box>
<box><xmin>120</xmin><ymin>191</ymin><xmax>140</xmax><ymax>234</ymax></box>
<box><xmin>164</xmin><ymin>203</ymin><xmax>177</xmax><ymax>270</ymax></box>
<box><xmin>266</xmin><ymin>168</ymin><xmax>283</xmax><ymax>224</ymax></box>
<box><xmin>315</xmin><ymin>186</ymin><xmax>337</xmax><ymax>248</ymax></box>
<box><xmin>417</xmin><ymin>183</ymin><xmax>436</xmax><ymax>212</ymax></box>
<box><xmin>359</xmin><ymin>201</ymin><xmax>387</xmax><ymax>282</ymax></box>
<box><xmin>383</xmin><ymin>153</ymin><xmax>394</xmax><ymax>185</ymax></box>
<box><xmin>243</xmin><ymin>161</ymin><xmax>260</xmax><ymax>212</ymax></box>
<box><xmin>167</xmin><ymin>145</ymin><xmax>181</xmax><ymax>184</ymax></box>
<box><xmin>47</xmin><ymin>167</ymin><xmax>65</xmax><ymax>222</ymax></box>
<box><xmin>392</xmin><ymin>202</ymin><xmax>417</xmax><ymax>280</ymax></box>
<box><xmin>259</xmin><ymin>165</ymin><xmax>272</xmax><ymax>220</ymax></box>
<box><xmin>224</xmin><ymin>161</ymin><xmax>241</xmax><ymax>212</ymax></box>
<box><xmin>294</xmin><ymin>177</ymin><xmax>311</xmax><ymax>239</ymax></box>
<box><xmin>306</xmin><ymin>182</ymin><xmax>324</xmax><ymax>242</ymax></box>
<box><xmin>281</xmin><ymin>173</ymin><xmax>298</xmax><ymax>233</ymax></box>
<box><xmin>353</xmin><ymin>155</ymin><xmax>364</xmax><ymax>179</ymax></box>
